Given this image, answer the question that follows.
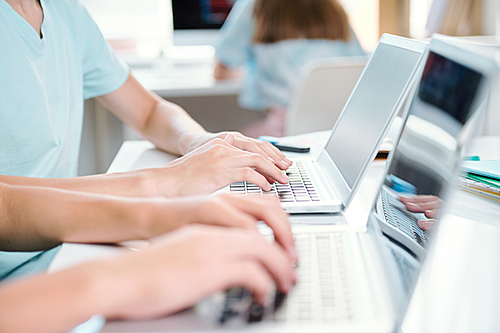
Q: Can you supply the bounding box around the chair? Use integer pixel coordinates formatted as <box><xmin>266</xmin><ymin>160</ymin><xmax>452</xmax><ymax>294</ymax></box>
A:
<box><xmin>285</xmin><ymin>56</ymin><xmax>368</xmax><ymax>136</ymax></box>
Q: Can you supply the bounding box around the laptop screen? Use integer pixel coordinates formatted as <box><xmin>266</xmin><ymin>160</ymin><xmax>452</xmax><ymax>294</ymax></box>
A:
<box><xmin>366</xmin><ymin>42</ymin><xmax>488</xmax><ymax>325</ymax></box>
<box><xmin>325</xmin><ymin>42</ymin><xmax>423</xmax><ymax>189</ymax></box>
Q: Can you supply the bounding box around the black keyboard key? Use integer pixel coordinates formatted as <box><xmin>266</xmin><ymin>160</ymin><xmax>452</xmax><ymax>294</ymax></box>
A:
<box><xmin>247</xmin><ymin>302</ymin><xmax>264</xmax><ymax>323</ymax></box>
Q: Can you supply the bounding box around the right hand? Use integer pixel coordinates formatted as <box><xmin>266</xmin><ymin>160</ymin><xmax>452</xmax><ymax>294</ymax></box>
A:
<box><xmin>95</xmin><ymin>225</ymin><xmax>297</xmax><ymax>321</ymax></box>
<box><xmin>149</xmin><ymin>137</ymin><xmax>290</xmax><ymax>197</ymax></box>
<box><xmin>399</xmin><ymin>195</ymin><xmax>442</xmax><ymax>231</ymax></box>
<box><xmin>144</xmin><ymin>194</ymin><xmax>296</xmax><ymax>261</ymax></box>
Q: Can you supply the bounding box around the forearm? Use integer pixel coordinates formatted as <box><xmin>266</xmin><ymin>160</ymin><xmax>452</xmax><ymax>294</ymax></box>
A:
<box><xmin>0</xmin><ymin>169</ymin><xmax>163</xmax><ymax>197</ymax></box>
<box><xmin>0</xmin><ymin>183</ymin><xmax>154</xmax><ymax>251</ymax></box>
<box><xmin>139</xmin><ymin>97</ymin><xmax>208</xmax><ymax>155</ymax></box>
<box><xmin>0</xmin><ymin>261</ymin><xmax>129</xmax><ymax>333</ymax></box>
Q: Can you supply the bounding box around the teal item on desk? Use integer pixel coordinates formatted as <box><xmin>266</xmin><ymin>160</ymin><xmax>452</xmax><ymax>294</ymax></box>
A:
<box><xmin>387</xmin><ymin>175</ymin><xmax>417</xmax><ymax>194</ymax></box>
<box><xmin>463</xmin><ymin>160</ymin><xmax>500</xmax><ymax>181</ymax></box>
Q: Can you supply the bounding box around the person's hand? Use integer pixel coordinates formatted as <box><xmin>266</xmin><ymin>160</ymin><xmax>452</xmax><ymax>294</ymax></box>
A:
<box><xmin>94</xmin><ymin>225</ymin><xmax>297</xmax><ymax>321</ymax></box>
<box><xmin>152</xmin><ymin>136</ymin><xmax>290</xmax><ymax>196</ymax></box>
<box><xmin>399</xmin><ymin>195</ymin><xmax>442</xmax><ymax>231</ymax></box>
<box><xmin>180</xmin><ymin>132</ymin><xmax>293</xmax><ymax>171</ymax></box>
<box><xmin>144</xmin><ymin>194</ymin><xmax>296</xmax><ymax>260</ymax></box>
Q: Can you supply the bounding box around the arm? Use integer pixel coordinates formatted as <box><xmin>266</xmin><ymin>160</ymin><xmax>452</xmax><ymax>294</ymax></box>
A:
<box><xmin>97</xmin><ymin>74</ymin><xmax>290</xmax><ymax>168</ymax></box>
<box><xmin>0</xmin><ymin>135</ymin><xmax>290</xmax><ymax>198</ymax></box>
<box><xmin>0</xmin><ymin>182</ymin><xmax>296</xmax><ymax>258</ymax></box>
<box><xmin>95</xmin><ymin>74</ymin><xmax>205</xmax><ymax>156</ymax></box>
<box><xmin>214</xmin><ymin>61</ymin><xmax>242</xmax><ymax>80</ymax></box>
<box><xmin>0</xmin><ymin>225</ymin><xmax>296</xmax><ymax>333</ymax></box>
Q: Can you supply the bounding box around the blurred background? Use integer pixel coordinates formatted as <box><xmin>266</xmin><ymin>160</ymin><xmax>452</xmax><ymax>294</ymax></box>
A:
<box><xmin>78</xmin><ymin>0</ymin><xmax>500</xmax><ymax>176</ymax></box>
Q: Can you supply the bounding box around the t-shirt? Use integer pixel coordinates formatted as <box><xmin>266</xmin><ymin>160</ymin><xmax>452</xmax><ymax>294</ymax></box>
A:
<box><xmin>215</xmin><ymin>0</ymin><xmax>366</xmax><ymax>111</ymax></box>
<box><xmin>0</xmin><ymin>0</ymin><xmax>129</xmax><ymax>281</ymax></box>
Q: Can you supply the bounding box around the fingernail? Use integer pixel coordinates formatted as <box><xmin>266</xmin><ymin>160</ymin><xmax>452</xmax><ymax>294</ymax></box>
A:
<box><xmin>282</xmin><ymin>174</ymin><xmax>290</xmax><ymax>182</ymax></box>
<box><xmin>418</xmin><ymin>220</ymin><xmax>424</xmax><ymax>228</ymax></box>
<box><xmin>281</xmin><ymin>160</ymin><xmax>290</xmax><ymax>167</ymax></box>
<box><xmin>291</xmin><ymin>259</ymin><xmax>299</xmax><ymax>268</ymax></box>
<box><xmin>423</xmin><ymin>221</ymin><xmax>434</xmax><ymax>229</ymax></box>
<box><xmin>289</xmin><ymin>248</ymin><xmax>298</xmax><ymax>261</ymax></box>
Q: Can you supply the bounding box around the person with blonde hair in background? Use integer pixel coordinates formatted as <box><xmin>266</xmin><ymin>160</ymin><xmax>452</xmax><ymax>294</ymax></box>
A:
<box><xmin>214</xmin><ymin>0</ymin><xmax>365</xmax><ymax>138</ymax></box>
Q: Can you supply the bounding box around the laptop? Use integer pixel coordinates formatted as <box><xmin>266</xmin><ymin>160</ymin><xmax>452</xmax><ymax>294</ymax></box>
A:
<box><xmin>228</xmin><ymin>34</ymin><xmax>429</xmax><ymax>213</ymax></box>
<box><xmin>104</xmin><ymin>37</ymin><xmax>497</xmax><ymax>332</ymax></box>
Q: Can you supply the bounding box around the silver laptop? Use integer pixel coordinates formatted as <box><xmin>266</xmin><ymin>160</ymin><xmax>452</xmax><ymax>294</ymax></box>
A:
<box><xmin>229</xmin><ymin>34</ymin><xmax>428</xmax><ymax>213</ymax></box>
<box><xmin>102</xmin><ymin>38</ymin><xmax>497</xmax><ymax>332</ymax></box>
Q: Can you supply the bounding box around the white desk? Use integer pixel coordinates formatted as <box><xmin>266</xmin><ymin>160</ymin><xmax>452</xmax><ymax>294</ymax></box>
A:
<box><xmin>119</xmin><ymin>46</ymin><xmax>242</xmax><ymax>99</ymax></box>
<box><xmin>52</xmin><ymin>134</ymin><xmax>500</xmax><ymax>332</ymax></box>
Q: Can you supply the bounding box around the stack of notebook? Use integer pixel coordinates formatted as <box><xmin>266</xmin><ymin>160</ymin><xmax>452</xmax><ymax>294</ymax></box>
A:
<box><xmin>460</xmin><ymin>159</ymin><xmax>500</xmax><ymax>202</ymax></box>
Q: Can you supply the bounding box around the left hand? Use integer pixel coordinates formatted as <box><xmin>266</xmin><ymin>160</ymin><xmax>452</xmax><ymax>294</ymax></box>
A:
<box><xmin>399</xmin><ymin>195</ymin><xmax>442</xmax><ymax>231</ymax></box>
<box><xmin>181</xmin><ymin>132</ymin><xmax>293</xmax><ymax>171</ymax></box>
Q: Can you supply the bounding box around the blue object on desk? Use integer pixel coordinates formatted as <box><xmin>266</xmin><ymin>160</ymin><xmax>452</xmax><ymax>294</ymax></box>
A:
<box><xmin>387</xmin><ymin>175</ymin><xmax>417</xmax><ymax>194</ymax></box>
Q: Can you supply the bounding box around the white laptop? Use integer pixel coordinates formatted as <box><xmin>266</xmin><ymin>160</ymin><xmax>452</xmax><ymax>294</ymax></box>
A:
<box><xmin>103</xmin><ymin>37</ymin><xmax>498</xmax><ymax>333</ymax></box>
<box><xmin>228</xmin><ymin>34</ymin><xmax>428</xmax><ymax>213</ymax></box>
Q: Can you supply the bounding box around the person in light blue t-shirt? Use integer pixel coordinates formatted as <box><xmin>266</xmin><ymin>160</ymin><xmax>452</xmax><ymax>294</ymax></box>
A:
<box><xmin>0</xmin><ymin>1</ymin><xmax>298</xmax><ymax>331</ymax></box>
<box><xmin>0</xmin><ymin>0</ymin><xmax>294</xmax><ymax>281</ymax></box>
<box><xmin>214</xmin><ymin>0</ymin><xmax>365</xmax><ymax>137</ymax></box>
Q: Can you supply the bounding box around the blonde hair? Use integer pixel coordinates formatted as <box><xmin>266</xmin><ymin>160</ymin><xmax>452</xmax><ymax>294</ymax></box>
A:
<box><xmin>253</xmin><ymin>0</ymin><xmax>350</xmax><ymax>44</ymax></box>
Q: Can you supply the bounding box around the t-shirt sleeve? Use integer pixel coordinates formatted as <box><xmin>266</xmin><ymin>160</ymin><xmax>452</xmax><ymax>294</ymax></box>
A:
<box><xmin>214</xmin><ymin>0</ymin><xmax>255</xmax><ymax>68</ymax></box>
<box><xmin>77</xmin><ymin>3</ymin><xmax>130</xmax><ymax>100</ymax></box>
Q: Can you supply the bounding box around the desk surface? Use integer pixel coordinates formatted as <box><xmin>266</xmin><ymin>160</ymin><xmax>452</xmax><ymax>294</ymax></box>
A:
<box><xmin>50</xmin><ymin>134</ymin><xmax>500</xmax><ymax>333</ymax></box>
<box><xmin>121</xmin><ymin>49</ymin><xmax>242</xmax><ymax>98</ymax></box>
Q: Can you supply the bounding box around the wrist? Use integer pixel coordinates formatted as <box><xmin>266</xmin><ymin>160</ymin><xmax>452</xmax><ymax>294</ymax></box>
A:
<box><xmin>85</xmin><ymin>253</ymin><xmax>150</xmax><ymax>319</ymax></box>
<box><xmin>133</xmin><ymin>168</ymin><xmax>178</xmax><ymax>198</ymax></box>
<box><xmin>176</xmin><ymin>130</ymin><xmax>212</xmax><ymax>155</ymax></box>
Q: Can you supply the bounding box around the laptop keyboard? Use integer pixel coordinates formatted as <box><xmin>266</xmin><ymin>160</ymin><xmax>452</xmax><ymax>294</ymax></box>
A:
<box><xmin>216</xmin><ymin>233</ymin><xmax>355</xmax><ymax>324</ymax></box>
<box><xmin>229</xmin><ymin>161</ymin><xmax>321</xmax><ymax>203</ymax></box>
<box><xmin>381</xmin><ymin>189</ymin><xmax>428</xmax><ymax>248</ymax></box>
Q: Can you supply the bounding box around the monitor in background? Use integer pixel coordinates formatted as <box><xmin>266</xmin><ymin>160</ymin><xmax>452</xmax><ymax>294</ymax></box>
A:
<box><xmin>172</xmin><ymin>0</ymin><xmax>236</xmax><ymax>45</ymax></box>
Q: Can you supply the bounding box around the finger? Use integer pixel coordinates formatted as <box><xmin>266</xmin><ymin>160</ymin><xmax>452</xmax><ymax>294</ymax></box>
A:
<box><xmin>257</xmin><ymin>140</ymin><xmax>292</xmax><ymax>168</ymax></box>
<box><xmin>234</xmin><ymin>237</ymin><xmax>295</xmax><ymax>294</ymax></box>
<box><xmin>424</xmin><ymin>209</ymin><xmax>438</xmax><ymax>219</ymax></box>
<box><xmin>220</xmin><ymin>262</ymin><xmax>274</xmax><ymax>305</ymax></box>
<box><xmin>231</xmin><ymin>154</ymin><xmax>289</xmax><ymax>184</ymax></box>
<box><xmin>223</xmin><ymin>195</ymin><xmax>296</xmax><ymax>261</ymax></box>
<box><xmin>415</xmin><ymin>199</ymin><xmax>442</xmax><ymax>211</ymax></box>
<box><xmin>196</xmin><ymin>197</ymin><xmax>261</xmax><ymax>233</ymax></box>
<box><xmin>230</xmin><ymin>168</ymin><xmax>273</xmax><ymax>191</ymax></box>
<box><xmin>403</xmin><ymin>202</ymin><xmax>427</xmax><ymax>213</ymax></box>
<box><xmin>410</xmin><ymin>195</ymin><xmax>440</xmax><ymax>204</ymax></box>
<box><xmin>418</xmin><ymin>219</ymin><xmax>435</xmax><ymax>231</ymax></box>
<box><xmin>224</xmin><ymin>133</ymin><xmax>235</xmax><ymax>145</ymax></box>
<box><xmin>235</xmin><ymin>137</ymin><xmax>291</xmax><ymax>170</ymax></box>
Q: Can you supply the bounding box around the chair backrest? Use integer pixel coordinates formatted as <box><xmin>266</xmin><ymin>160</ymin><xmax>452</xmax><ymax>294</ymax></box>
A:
<box><xmin>285</xmin><ymin>56</ymin><xmax>368</xmax><ymax>136</ymax></box>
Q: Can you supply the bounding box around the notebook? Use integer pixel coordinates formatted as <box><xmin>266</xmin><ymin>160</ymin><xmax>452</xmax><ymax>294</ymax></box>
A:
<box><xmin>227</xmin><ymin>34</ymin><xmax>429</xmax><ymax>214</ymax></box>
<box><xmin>463</xmin><ymin>160</ymin><xmax>500</xmax><ymax>181</ymax></box>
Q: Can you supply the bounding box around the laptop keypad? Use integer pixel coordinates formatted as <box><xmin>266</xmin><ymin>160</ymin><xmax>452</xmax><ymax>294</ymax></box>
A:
<box><xmin>216</xmin><ymin>233</ymin><xmax>355</xmax><ymax>324</ymax></box>
<box><xmin>229</xmin><ymin>161</ymin><xmax>321</xmax><ymax>203</ymax></box>
<box><xmin>381</xmin><ymin>188</ymin><xmax>428</xmax><ymax>248</ymax></box>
